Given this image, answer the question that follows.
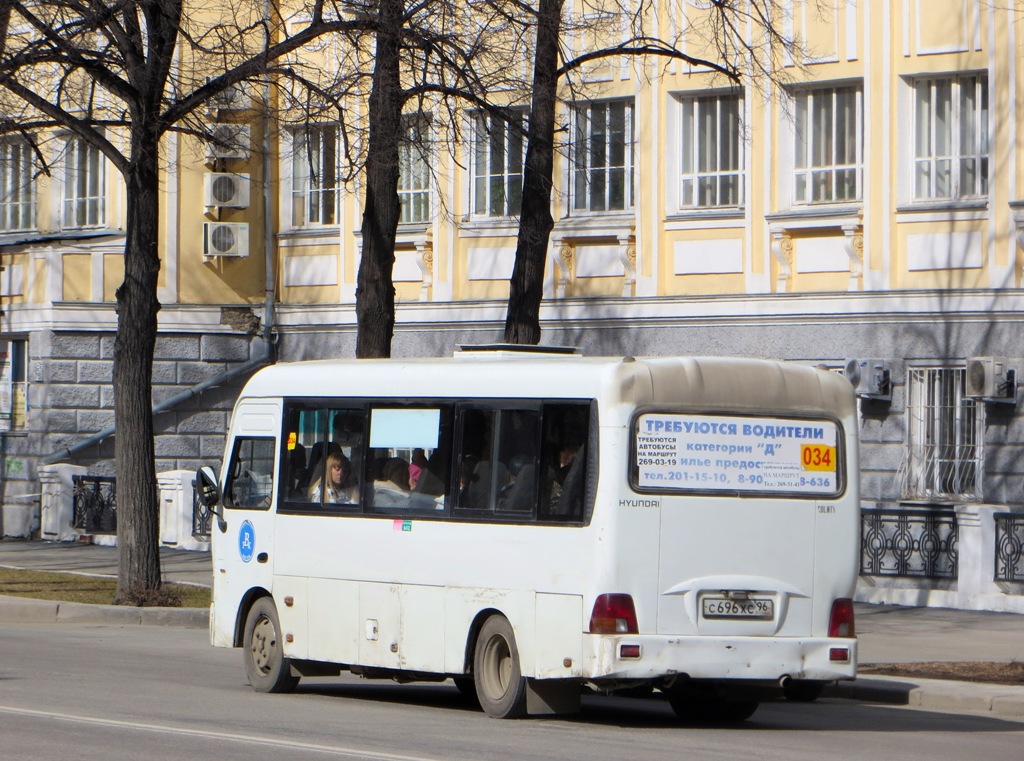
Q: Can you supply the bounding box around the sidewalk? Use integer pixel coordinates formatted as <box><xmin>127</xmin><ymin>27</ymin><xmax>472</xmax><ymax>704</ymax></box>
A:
<box><xmin>2</xmin><ymin>539</ymin><xmax>1024</xmax><ymax>719</ymax></box>
<box><xmin>0</xmin><ymin>538</ymin><xmax>209</xmax><ymax>628</ymax></box>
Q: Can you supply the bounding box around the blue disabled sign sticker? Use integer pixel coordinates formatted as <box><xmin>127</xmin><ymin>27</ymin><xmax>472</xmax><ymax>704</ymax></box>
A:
<box><xmin>238</xmin><ymin>521</ymin><xmax>256</xmax><ymax>563</ymax></box>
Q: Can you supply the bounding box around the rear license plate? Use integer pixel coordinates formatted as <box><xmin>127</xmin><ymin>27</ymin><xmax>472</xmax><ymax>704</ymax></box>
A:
<box><xmin>701</xmin><ymin>596</ymin><xmax>774</xmax><ymax>620</ymax></box>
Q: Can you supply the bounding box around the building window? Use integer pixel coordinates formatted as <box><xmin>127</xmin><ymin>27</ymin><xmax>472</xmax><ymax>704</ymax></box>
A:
<box><xmin>0</xmin><ymin>138</ymin><xmax>35</xmax><ymax>232</ymax></box>
<box><xmin>913</xmin><ymin>74</ymin><xmax>988</xmax><ymax>201</ymax></box>
<box><xmin>678</xmin><ymin>92</ymin><xmax>742</xmax><ymax>209</ymax></box>
<box><xmin>63</xmin><ymin>137</ymin><xmax>105</xmax><ymax>228</ymax></box>
<box><xmin>793</xmin><ymin>84</ymin><xmax>862</xmax><ymax>204</ymax></box>
<box><xmin>0</xmin><ymin>338</ymin><xmax>28</xmax><ymax>432</ymax></box>
<box><xmin>573</xmin><ymin>99</ymin><xmax>634</xmax><ymax>212</ymax></box>
<box><xmin>472</xmin><ymin>109</ymin><xmax>526</xmax><ymax>217</ymax></box>
<box><xmin>903</xmin><ymin>367</ymin><xmax>982</xmax><ymax>500</ymax></box>
<box><xmin>398</xmin><ymin>115</ymin><xmax>431</xmax><ymax>224</ymax></box>
<box><xmin>292</xmin><ymin>124</ymin><xmax>340</xmax><ymax>226</ymax></box>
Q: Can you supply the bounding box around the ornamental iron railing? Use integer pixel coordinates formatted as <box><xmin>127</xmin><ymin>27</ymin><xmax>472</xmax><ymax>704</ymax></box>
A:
<box><xmin>994</xmin><ymin>513</ymin><xmax>1024</xmax><ymax>583</ymax></box>
<box><xmin>860</xmin><ymin>507</ymin><xmax>958</xmax><ymax>579</ymax></box>
<box><xmin>192</xmin><ymin>479</ymin><xmax>212</xmax><ymax>540</ymax></box>
<box><xmin>71</xmin><ymin>475</ymin><xmax>117</xmax><ymax>535</ymax></box>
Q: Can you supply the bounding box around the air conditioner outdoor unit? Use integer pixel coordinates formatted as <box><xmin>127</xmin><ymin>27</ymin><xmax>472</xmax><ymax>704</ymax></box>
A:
<box><xmin>205</xmin><ymin>78</ymin><xmax>253</xmax><ymax>111</ymax></box>
<box><xmin>203</xmin><ymin>173</ymin><xmax>250</xmax><ymax>209</ymax></box>
<box><xmin>844</xmin><ymin>358</ymin><xmax>891</xmax><ymax>400</ymax></box>
<box><xmin>203</xmin><ymin>222</ymin><xmax>249</xmax><ymax>258</ymax></box>
<box><xmin>205</xmin><ymin>124</ymin><xmax>251</xmax><ymax>160</ymax></box>
<box><xmin>966</xmin><ymin>357</ymin><xmax>1016</xmax><ymax>401</ymax></box>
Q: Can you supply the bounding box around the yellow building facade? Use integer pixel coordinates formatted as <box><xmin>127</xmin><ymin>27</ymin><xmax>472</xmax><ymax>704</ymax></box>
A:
<box><xmin>2</xmin><ymin>1</ymin><xmax>1024</xmax><ymax>609</ymax></box>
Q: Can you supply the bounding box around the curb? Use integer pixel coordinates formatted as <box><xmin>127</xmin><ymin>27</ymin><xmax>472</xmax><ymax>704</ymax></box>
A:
<box><xmin>825</xmin><ymin>676</ymin><xmax>1024</xmax><ymax>719</ymax></box>
<box><xmin>0</xmin><ymin>595</ymin><xmax>208</xmax><ymax>629</ymax></box>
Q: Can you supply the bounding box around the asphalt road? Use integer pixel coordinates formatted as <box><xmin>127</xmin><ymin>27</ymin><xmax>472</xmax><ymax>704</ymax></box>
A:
<box><xmin>2</xmin><ymin>622</ymin><xmax>1024</xmax><ymax>761</ymax></box>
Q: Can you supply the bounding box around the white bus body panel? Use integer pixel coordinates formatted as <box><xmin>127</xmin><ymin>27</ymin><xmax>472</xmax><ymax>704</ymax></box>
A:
<box><xmin>208</xmin><ymin>355</ymin><xmax>859</xmax><ymax>686</ymax></box>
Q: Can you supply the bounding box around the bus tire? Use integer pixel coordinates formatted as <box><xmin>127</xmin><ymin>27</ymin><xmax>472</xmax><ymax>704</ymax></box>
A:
<box><xmin>243</xmin><ymin>597</ymin><xmax>299</xmax><ymax>693</ymax></box>
<box><xmin>473</xmin><ymin>615</ymin><xmax>527</xmax><ymax>718</ymax></box>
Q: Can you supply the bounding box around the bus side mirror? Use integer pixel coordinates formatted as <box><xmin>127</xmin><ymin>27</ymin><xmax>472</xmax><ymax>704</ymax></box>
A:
<box><xmin>195</xmin><ymin>465</ymin><xmax>227</xmax><ymax>533</ymax></box>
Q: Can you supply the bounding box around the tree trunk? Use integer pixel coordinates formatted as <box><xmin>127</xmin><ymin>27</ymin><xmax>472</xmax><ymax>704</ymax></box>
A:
<box><xmin>113</xmin><ymin>136</ymin><xmax>163</xmax><ymax>598</ymax></box>
<box><xmin>503</xmin><ymin>0</ymin><xmax>563</xmax><ymax>345</ymax></box>
<box><xmin>355</xmin><ymin>0</ymin><xmax>404</xmax><ymax>359</ymax></box>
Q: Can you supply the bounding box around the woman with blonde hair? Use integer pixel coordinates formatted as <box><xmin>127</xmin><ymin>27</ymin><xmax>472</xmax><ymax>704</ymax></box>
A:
<box><xmin>309</xmin><ymin>451</ymin><xmax>359</xmax><ymax>504</ymax></box>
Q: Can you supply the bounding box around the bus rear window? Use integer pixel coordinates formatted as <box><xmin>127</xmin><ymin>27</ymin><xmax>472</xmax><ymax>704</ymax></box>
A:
<box><xmin>633</xmin><ymin>413</ymin><xmax>842</xmax><ymax>497</ymax></box>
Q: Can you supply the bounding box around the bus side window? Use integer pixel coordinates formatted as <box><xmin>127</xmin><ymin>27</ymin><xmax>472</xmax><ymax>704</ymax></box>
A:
<box><xmin>539</xmin><ymin>404</ymin><xmax>590</xmax><ymax>522</ymax></box>
<box><xmin>366</xmin><ymin>406</ymin><xmax>450</xmax><ymax>512</ymax></box>
<box><xmin>456</xmin><ymin>408</ymin><xmax>540</xmax><ymax>514</ymax></box>
<box><xmin>224</xmin><ymin>437</ymin><xmax>276</xmax><ymax>509</ymax></box>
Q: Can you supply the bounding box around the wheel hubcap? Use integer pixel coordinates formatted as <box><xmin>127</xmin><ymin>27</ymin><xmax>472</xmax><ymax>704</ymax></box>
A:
<box><xmin>250</xmin><ymin>615</ymin><xmax>275</xmax><ymax>674</ymax></box>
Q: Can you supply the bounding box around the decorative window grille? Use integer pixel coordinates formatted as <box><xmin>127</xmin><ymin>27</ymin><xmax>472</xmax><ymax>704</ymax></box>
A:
<box><xmin>901</xmin><ymin>367</ymin><xmax>982</xmax><ymax>500</ymax></box>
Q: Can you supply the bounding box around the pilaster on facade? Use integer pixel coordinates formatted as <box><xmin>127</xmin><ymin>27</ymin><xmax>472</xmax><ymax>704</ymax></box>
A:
<box><xmin>770</xmin><ymin>230</ymin><xmax>793</xmax><ymax>293</ymax></box>
<box><xmin>551</xmin><ymin>237</ymin><xmax>573</xmax><ymax>299</ymax></box>
<box><xmin>412</xmin><ymin>232</ymin><xmax>433</xmax><ymax>302</ymax></box>
<box><xmin>841</xmin><ymin>222</ymin><xmax>864</xmax><ymax>292</ymax></box>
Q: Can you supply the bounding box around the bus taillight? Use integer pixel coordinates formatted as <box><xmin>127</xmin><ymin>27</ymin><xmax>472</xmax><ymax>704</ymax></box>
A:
<box><xmin>589</xmin><ymin>594</ymin><xmax>639</xmax><ymax>634</ymax></box>
<box><xmin>828</xmin><ymin>598</ymin><xmax>856</xmax><ymax>638</ymax></box>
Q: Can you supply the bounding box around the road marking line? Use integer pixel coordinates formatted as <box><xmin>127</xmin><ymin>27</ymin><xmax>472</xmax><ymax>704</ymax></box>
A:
<box><xmin>0</xmin><ymin>704</ymin><xmax>443</xmax><ymax>760</ymax></box>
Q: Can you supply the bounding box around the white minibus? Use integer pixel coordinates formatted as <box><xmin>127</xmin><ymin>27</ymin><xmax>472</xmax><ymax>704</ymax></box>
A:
<box><xmin>195</xmin><ymin>347</ymin><xmax>859</xmax><ymax>721</ymax></box>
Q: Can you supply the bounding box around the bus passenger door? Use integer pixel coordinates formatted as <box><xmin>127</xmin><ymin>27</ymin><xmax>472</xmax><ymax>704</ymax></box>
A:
<box><xmin>211</xmin><ymin>401</ymin><xmax>281</xmax><ymax>647</ymax></box>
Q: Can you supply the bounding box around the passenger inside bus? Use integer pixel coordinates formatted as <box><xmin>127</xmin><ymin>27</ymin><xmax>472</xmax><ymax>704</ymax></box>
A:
<box><xmin>308</xmin><ymin>451</ymin><xmax>359</xmax><ymax>505</ymax></box>
<box><xmin>372</xmin><ymin>456</ymin><xmax>411</xmax><ymax>508</ymax></box>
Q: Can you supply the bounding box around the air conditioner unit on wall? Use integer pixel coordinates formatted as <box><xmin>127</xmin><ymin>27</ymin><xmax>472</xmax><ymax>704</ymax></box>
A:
<box><xmin>966</xmin><ymin>357</ymin><xmax>1016</xmax><ymax>402</ymax></box>
<box><xmin>205</xmin><ymin>124</ymin><xmax>251</xmax><ymax>160</ymax></box>
<box><xmin>844</xmin><ymin>358</ymin><xmax>891</xmax><ymax>401</ymax></box>
<box><xmin>205</xmin><ymin>78</ymin><xmax>253</xmax><ymax>111</ymax></box>
<box><xmin>203</xmin><ymin>222</ymin><xmax>249</xmax><ymax>258</ymax></box>
<box><xmin>203</xmin><ymin>173</ymin><xmax>250</xmax><ymax>208</ymax></box>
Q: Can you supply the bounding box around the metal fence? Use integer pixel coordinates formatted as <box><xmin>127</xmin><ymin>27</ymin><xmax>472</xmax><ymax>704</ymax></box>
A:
<box><xmin>71</xmin><ymin>475</ymin><xmax>117</xmax><ymax>534</ymax></box>
<box><xmin>994</xmin><ymin>513</ymin><xmax>1024</xmax><ymax>583</ymax></box>
<box><xmin>860</xmin><ymin>507</ymin><xmax>958</xmax><ymax>579</ymax></box>
<box><xmin>192</xmin><ymin>480</ymin><xmax>212</xmax><ymax>540</ymax></box>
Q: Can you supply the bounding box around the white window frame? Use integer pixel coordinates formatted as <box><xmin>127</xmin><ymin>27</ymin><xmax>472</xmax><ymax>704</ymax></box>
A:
<box><xmin>911</xmin><ymin>73</ymin><xmax>989</xmax><ymax>201</ymax></box>
<box><xmin>62</xmin><ymin>136</ymin><xmax>105</xmax><ymax>229</ymax></box>
<box><xmin>291</xmin><ymin>124</ymin><xmax>341</xmax><ymax>227</ymax></box>
<box><xmin>678</xmin><ymin>92</ymin><xmax>743</xmax><ymax>210</ymax></box>
<box><xmin>0</xmin><ymin>337</ymin><xmax>28</xmax><ymax>432</ymax></box>
<box><xmin>572</xmin><ymin>98</ymin><xmax>634</xmax><ymax>213</ymax></box>
<box><xmin>903</xmin><ymin>367</ymin><xmax>983</xmax><ymax>501</ymax></box>
<box><xmin>0</xmin><ymin>138</ymin><xmax>35</xmax><ymax>232</ymax></box>
<box><xmin>792</xmin><ymin>84</ymin><xmax>862</xmax><ymax>205</ymax></box>
<box><xmin>398</xmin><ymin>114</ymin><xmax>431</xmax><ymax>225</ymax></box>
<box><xmin>472</xmin><ymin>109</ymin><xmax>527</xmax><ymax>218</ymax></box>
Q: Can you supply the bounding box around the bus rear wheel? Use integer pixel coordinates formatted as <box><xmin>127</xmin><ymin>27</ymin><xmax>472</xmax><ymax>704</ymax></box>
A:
<box><xmin>473</xmin><ymin>615</ymin><xmax>527</xmax><ymax>718</ymax></box>
<box><xmin>243</xmin><ymin>597</ymin><xmax>299</xmax><ymax>693</ymax></box>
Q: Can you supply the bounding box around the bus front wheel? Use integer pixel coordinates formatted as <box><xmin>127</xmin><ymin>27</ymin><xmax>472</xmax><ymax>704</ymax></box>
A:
<box><xmin>473</xmin><ymin>616</ymin><xmax>527</xmax><ymax>718</ymax></box>
<box><xmin>243</xmin><ymin>597</ymin><xmax>299</xmax><ymax>693</ymax></box>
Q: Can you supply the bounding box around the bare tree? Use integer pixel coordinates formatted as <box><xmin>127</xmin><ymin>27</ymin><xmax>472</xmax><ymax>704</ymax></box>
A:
<box><xmin>0</xmin><ymin>0</ymin><xmax>365</xmax><ymax>598</ymax></box>
<box><xmin>503</xmin><ymin>0</ymin><xmax>801</xmax><ymax>344</ymax></box>
<box><xmin>352</xmin><ymin>0</ymin><xmax>525</xmax><ymax>357</ymax></box>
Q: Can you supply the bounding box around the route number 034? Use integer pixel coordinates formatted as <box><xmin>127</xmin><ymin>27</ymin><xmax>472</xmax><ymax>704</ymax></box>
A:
<box><xmin>800</xmin><ymin>444</ymin><xmax>836</xmax><ymax>471</ymax></box>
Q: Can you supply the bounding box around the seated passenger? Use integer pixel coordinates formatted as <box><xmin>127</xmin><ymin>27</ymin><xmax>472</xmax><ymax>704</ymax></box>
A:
<box><xmin>308</xmin><ymin>451</ymin><xmax>359</xmax><ymax>504</ymax></box>
<box><xmin>373</xmin><ymin>457</ymin><xmax>411</xmax><ymax>508</ymax></box>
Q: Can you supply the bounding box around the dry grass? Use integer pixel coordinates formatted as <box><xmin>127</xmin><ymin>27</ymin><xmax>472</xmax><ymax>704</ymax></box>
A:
<box><xmin>859</xmin><ymin>661</ymin><xmax>1024</xmax><ymax>686</ymax></box>
<box><xmin>0</xmin><ymin>568</ymin><xmax>210</xmax><ymax>608</ymax></box>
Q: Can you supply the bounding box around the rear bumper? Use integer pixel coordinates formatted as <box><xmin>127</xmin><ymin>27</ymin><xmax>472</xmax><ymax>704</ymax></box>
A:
<box><xmin>581</xmin><ymin>634</ymin><xmax>857</xmax><ymax>683</ymax></box>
